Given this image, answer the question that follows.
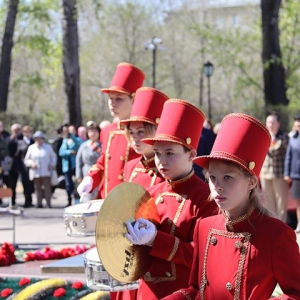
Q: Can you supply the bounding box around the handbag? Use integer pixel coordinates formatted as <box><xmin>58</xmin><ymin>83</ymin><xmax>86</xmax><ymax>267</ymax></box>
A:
<box><xmin>1</xmin><ymin>156</ymin><xmax>13</xmax><ymax>175</ymax></box>
<box><xmin>50</xmin><ymin>170</ymin><xmax>59</xmax><ymax>186</ymax></box>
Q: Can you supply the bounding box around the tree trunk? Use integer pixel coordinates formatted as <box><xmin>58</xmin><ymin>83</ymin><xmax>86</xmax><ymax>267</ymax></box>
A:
<box><xmin>261</xmin><ymin>0</ymin><xmax>288</xmax><ymax>106</ymax></box>
<box><xmin>0</xmin><ymin>0</ymin><xmax>19</xmax><ymax>111</ymax></box>
<box><xmin>62</xmin><ymin>0</ymin><xmax>82</xmax><ymax>126</ymax></box>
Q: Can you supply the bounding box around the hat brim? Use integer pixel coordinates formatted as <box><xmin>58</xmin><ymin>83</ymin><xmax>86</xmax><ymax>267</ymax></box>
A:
<box><xmin>120</xmin><ymin>117</ymin><xmax>157</xmax><ymax>126</ymax></box>
<box><xmin>142</xmin><ymin>135</ymin><xmax>195</xmax><ymax>150</ymax></box>
<box><xmin>101</xmin><ymin>87</ymin><xmax>132</xmax><ymax>95</ymax></box>
<box><xmin>193</xmin><ymin>154</ymin><xmax>255</xmax><ymax>176</ymax></box>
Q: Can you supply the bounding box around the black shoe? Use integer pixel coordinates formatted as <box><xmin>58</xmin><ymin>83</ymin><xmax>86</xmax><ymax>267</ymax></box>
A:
<box><xmin>46</xmin><ymin>205</ymin><xmax>52</xmax><ymax>208</ymax></box>
<box><xmin>23</xmin><ymin>204</ymin><xmax>34</xmax><ymax>208</ymax></box>
<box><xmin>35</xmin><ymin>205</ymin><xmax>43</xmax><ymax>208</ymax></box>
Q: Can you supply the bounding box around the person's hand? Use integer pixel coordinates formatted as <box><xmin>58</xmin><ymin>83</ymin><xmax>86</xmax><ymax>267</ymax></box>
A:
<box><xmin>284</xmin><ymin>176</ymin><xmax>292</xmax><ymax>183</ymax></box>
<box><xmin>284</xmin><ymin>176</ymin><xmax>292</xmax><ymax>188</ymax></box>
<box><xmin>31</xmin><ymin>162</ymin><xmax>38</xmax><ymax>169</ymax></box>
<box><xmin>77</xmin><ymin>176</ymin><xmax>93</xmax><ymax>195</ymax></box>
<box><xmin>48</xmin><ymin>165</ymin><xmax>54</xmax><ymax>171</ymax></box>
<box><xmin>125</xmin><ymin>218</ymin><xmax>157</xmax><ymax>246</ymax></box>
<box><xmin>71</xmin><ymin>150</ymin><xmax>77</xmax><ymax>155</ymax></box>
<box><xmin>77</xmin><ymin>177</ymin><xmax>82</xmax><ymax>183</ymax></box>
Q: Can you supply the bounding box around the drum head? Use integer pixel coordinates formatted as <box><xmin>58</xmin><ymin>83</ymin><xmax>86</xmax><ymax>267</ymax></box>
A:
<box><xmin>64</xmin><ymin>200</ymin><xmax>104</xmax><ymax>214</ymax></box>
<box><xmin>84</xmin><ymin>247</ymin><xmax>100</xmax><ymax>263</ymax></box>
<box><xmin>96</xmin><ymin>182</ymin><xmax>160</xmax><ymax>283</ymax></box>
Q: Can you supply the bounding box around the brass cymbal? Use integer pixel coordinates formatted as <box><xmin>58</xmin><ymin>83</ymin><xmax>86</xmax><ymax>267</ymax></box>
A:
<box><xmin>96</xmin><ymin>182</ymin><xmax>160</xmax><ymax>283</ymax></box>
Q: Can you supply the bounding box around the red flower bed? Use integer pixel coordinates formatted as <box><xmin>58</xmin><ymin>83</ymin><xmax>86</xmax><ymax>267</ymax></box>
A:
<box><xmin>24</xmin><ymin>245</ymin><xmax>93</xmax><ymax>262</ymax></box>
<box><xmin>0</xmin><ymin>242</ymin><xmax>94</xmax><ymax>266</ymax></box>
<box><xmin>0</xmin><ymin>243</ymin><xmax>16</xmax><ymax>266</ymax></box>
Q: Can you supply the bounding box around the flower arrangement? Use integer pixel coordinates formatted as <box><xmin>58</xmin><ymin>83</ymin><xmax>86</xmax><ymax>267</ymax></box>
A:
<box><xmin>0</xmin><ymin>277</ymin><xmax>110</xmax><ymax>299</ymax></box>
<box><xmin>0</xmin><ymin>243</ymin><xmax>16</xmax><ymax>266</ymax></box>
<box><xmin>11</xmin><ymin>278</ymin><xmax>67</xmax><ymax>300</ymax></box>
<box><xmin>24</xmin><ymin>245</ymin><xmax>93</xmax><ymax>262</ymax></box>
<box><xmin>0</xmin><ymin>242</ymin><xmax>94</xmax><ymax>266</ymax></box>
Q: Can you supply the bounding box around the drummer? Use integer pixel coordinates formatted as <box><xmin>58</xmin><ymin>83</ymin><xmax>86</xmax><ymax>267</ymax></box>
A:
<box><xmin>114</xmin><ymin>88</ymin><xmax>169</xmax><ymax>300</ymax></box>
<box><xmin>125</xmin><ymin>99</ymin><xmax>218</xmax><ymax>299</ymax></box>
<box><xmin>122</xmin><ymin>87</ymin><xmax>169</xmax><ymax>188</ymax></box>
<box><xmin>77</xmin><ymin>63</ymin><xmax>145</xmax><ymax>199</ymax></box>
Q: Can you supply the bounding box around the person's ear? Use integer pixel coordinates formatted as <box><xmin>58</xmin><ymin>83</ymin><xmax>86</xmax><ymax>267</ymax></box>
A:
<box><xmin>248</xmin><ymin>176</ymin><xmax>258</xmax><ymax>191</ymax></box>
<box><xmin>189</xmin><ymin>149</ymin><xmax>197</xmax><ymax>162</ymax></box>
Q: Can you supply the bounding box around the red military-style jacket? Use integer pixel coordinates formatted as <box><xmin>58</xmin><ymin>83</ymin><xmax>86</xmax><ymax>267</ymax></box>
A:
<box><xmin>88</xmin><ymin>122</ymin><xmax>140</xmax><ymax>199</ymax></box>
<box><xmin>111</xmin><ymin>157</ymin><xmax>164</xmax><ymax>300</ymax></box>
<box><xmin>124</xmin><ymin>156</ymin><xmax>164</xmax><ymax>188</ymax></box>
<box><xmin>135</xmin><ymin>170</ymin><xmax>217</xmax><ymax>300</ymax></box>
<box><xmin>163</xmin><ymin>209</ymin><xmax>300</xmax><ymax>300</ymax></box>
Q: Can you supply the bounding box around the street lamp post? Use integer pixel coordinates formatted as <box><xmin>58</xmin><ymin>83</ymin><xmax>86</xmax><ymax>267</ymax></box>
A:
<box><xmin>204</xmin><ymin>61</ymin><xmax>214</xmax><ymax>120</ymax></box>
<box><xmin>144</xmin><ymin>37</ymin><xmax>163</xmax><ymax>88</ymax></box>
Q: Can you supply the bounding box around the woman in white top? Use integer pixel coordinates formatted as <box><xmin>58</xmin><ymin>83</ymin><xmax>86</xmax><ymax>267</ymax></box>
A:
<box><xmin>24</xmin><ymin>131</ymin><xmax>57</xmax><ymax>208</ymax></box>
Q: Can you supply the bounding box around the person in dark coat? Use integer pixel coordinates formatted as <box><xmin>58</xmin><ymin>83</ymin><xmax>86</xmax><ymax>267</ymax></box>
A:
<box><xmin>194</xmin><ymin>127</ymin><xmax>216</xmax><ymax>181</ymax></box>
<box><xmin>0</xmin><ymin>121</ymin><xmax>10</xmax><ymax>206</ymax></box>
<box><xmin>17</xmin><ymin>125</ymin><xmax>35</xmax><ymax>207</ymax></box>
<box><xmin>8</xmin><ymin>123</ymin><xmax>23</xmax><ymax>206</ymax></box>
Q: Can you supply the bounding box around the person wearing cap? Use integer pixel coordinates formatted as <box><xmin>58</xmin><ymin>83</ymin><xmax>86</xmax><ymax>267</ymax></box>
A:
<box><xmin>77</xmin><ymin>62</ymin><xmax>145</xmax><ymax>199</ymax></box>
<box><xmin>162</xmin><ymin>113</ymin><xmax>300</xmax><ymax>300</ymax></box>
<box><xmin>124</xmin><ymin>99</ymin><xmax>217</xmax><ymax>299</ymax></box>
<box><xmin>284</xmin><ymin>113</ymin><xmax>300</xmax><ymax>233</ymax></box>
<box><xmin>122</xmin><ymin>87</ymin><xmax>169</xmax><ymax>188</ymax></box>
<box><xmin>24</xmin><ymin>131</ymin><xmax>57</xmax><ymax>208</ymax></box>
<box><xmin>111</xmin><ymin>88</ymin><xmax>168</xmax><ymax>300</ymax></box>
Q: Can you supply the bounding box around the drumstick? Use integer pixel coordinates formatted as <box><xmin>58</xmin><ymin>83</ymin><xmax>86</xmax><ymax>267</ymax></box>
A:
<box><xmin>80</xmin><ymin>192</ymin><xmax>89</xmax><ymax>203</ymax></box>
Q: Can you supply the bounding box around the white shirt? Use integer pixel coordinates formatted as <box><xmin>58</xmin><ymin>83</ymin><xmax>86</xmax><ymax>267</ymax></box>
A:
<box><xmin>24</xmin><ymin>142</ymin><xmax>57</xmax><ymax>180</ymax></box>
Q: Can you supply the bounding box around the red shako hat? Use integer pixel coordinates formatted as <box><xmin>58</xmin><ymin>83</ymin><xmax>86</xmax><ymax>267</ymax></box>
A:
<box><xmin>101</xmin><ymin>62</ymin><xmax>145</xmax><ymax>96</ymax></box>
<box><xmin>142</xmin><ymin>99</ymin><xmax>206</xmax><ymax>150</ymax></box>
<box><xmin>193</xmin><ymin>113</ymin><xmax>271</xmax><ymax>177</ymax></box>
<box><xmin>121</xmin><ymin>87</ymin><xmax>169</xmax><ymax>126</ymax></box>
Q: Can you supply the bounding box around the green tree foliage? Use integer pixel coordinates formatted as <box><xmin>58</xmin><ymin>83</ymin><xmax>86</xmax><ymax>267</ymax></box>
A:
<box><xmin>280</xmin><ymin>0</ymin><xmax>300</xmax><ymax>110</ymax></box>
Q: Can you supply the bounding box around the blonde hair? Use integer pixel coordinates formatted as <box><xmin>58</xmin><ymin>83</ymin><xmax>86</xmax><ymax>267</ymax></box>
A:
<box><xmin>204</xmin><ymin>160</ymin><xmax>274</xmax><ymax>217</ymax></box>
<box><xmin>23</xmin><ymin>125</ymin><xmax>33</xmax><ymax>133</ymax></box>
<box><xmin>125</xmin><ymin>122</ymin><xmax>156</xmax><ymax>144</ymax></box>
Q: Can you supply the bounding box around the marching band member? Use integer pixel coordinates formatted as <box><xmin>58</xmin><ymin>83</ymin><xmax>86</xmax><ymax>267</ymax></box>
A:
<box><xmin>113</xmin><ymin>88</ymin><xmax>169</xmax><ymax>300</ymax></box>
<box><xmin>125</xmin><ymin>99</ymin><xmax>218</xmax><ymax>299</ymax></box>
<box><xmin>77</xmin><ymin>63</ymin><xmax>145</xmax><ymax>199</ymax></box>
<box><xmin>163</xmin><ymin>113</ymin><xmax>300</xmax><ymax>300</ymax></box>
<box><xmin>122</xmin><ymin>87</ymin><xmax>169</xmax><ymax>188</ymax></box>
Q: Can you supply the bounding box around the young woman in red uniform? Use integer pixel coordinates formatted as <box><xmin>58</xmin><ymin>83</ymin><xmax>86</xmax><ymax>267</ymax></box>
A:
<box><xmin>77</xmin><ymin>63</ymin><xmax>145</xmax><ymax>199</ymax></box>
<box><xmin>125</xmin><ymin>99</ymin><xmax>217</xmax><ymax>299</ymax></box>
<box><xmin>113</xmin><ymin>88</ymin><xmax>169</xmax><ymax>300</ymax></box>
<box><xmin>163</xmin><ymin>113</ymin><xmax>300</xmax><ymax>300</ymax></box>
<box><xmin>122</xmin><ymin>87</ymin><xmax>169</xmax><ymax>188</ymax></box>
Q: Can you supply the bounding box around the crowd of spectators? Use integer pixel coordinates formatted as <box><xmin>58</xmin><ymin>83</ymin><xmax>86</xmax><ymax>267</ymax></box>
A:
<box><xmin>0</xmin><ymin>120</ymin><xmax>110</xmax><ymax>208</ymax></box>
<box><xmin>0</xmin><ymin>112</ymin><xmax>299</xmax><ymax>230</ymax></box>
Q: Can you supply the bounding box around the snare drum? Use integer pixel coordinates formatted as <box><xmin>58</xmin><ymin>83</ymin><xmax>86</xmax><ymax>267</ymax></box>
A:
<box><xmin>83</xmin><ymin>248</ymin><xmax>139</xmax><ymax>292</ymax></box>
<box><xmin>64</xmin><ymin>200</ymin><xmax>104</xmax><ymax>237</ymax></box>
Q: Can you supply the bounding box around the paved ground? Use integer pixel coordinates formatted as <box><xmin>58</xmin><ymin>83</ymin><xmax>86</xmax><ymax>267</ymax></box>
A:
<box><xmin>0</xmin><ymin>183</ymin><xmax>95</xmax><ymax>280</ymax></box>
<box><xmin>0</xmin><ymin>184</ymin><xmax>95</xmax><ymax>247</ymax></box>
